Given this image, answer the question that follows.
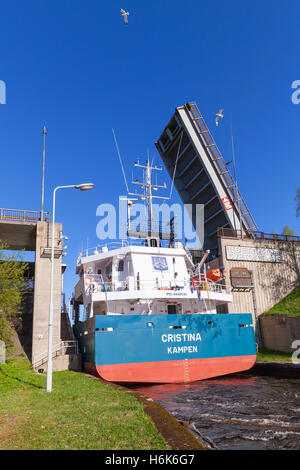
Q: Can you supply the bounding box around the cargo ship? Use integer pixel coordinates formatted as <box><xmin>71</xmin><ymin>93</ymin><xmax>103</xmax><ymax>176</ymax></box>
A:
<box><xmin>73</xmin><ymin>160</ymin><xmax>256</xmax><ymax>383</ymax></box>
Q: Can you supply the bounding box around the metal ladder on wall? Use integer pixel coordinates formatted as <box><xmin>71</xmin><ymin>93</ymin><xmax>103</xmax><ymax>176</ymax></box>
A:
<box><xmin>186</xmin><ymin>102</ymin><xmax>258</xmax><ymax>236</ymax></box>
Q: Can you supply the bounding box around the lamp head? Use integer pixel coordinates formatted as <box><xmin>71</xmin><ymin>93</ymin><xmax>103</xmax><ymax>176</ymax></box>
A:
<box><xmin>75</xmin><ymin>183</ymin><xmax>94</xmax><ymax>191</ymax></box>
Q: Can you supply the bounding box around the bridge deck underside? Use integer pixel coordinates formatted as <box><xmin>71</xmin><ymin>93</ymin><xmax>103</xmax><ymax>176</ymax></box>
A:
<box><xmin>0</xmin><ymin>220</ymin><xmax>37</xmax><ymax>251</ymax></box>
<box><xmin>155</xmin><ymin>111</ymin><xmax>231</xmax><ymax>255</ymax></box>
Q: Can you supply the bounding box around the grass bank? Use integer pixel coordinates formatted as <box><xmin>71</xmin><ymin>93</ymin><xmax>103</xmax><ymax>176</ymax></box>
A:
<box><xmin>263</xmin><ymin>286</ymin><xmax>300</xmax><ymax>317</ymax></box>
<box><xmin>257</xmin><ymin>347</ymin><xmax>293</xmax><ymax>363</ymax></box>
<box><xmin>0</xmin><ymin>357</ymin><xmax>169</xmax><ymax>450</ymax></box>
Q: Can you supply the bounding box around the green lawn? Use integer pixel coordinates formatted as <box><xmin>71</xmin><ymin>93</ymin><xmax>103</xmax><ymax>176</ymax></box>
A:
<box><xmin>0</xmin><ymin>357</ymin><xmax>169</xmax><ymax>450</ymax></box>
<box><xmin>257</xmin><ymin>347</ymin><xmax>293</xmax><ymax>363</ymax></box>
<box><xmin>263</xmin><ymin>286</ymin><xmax>300</xmax><ymax>317</ymax></box>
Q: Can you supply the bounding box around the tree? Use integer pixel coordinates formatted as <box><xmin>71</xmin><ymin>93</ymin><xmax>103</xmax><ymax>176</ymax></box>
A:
<box><xmin>0</xmin><ymin>241</ymin><xmax>28</xmax><ymax>346</ymax></box>
<box><xmin>282</xmin><ymin>226</ymin><xmax>295</xmax><ymax>237</ymax></box>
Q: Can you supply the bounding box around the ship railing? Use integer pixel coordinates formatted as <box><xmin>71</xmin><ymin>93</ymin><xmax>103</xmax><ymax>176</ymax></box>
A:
<box><xmin>85</xmin><ymin>277</ymin><xmax>190</xmax><ymax>294</ymax></box>
<box><xmin>79</xmin><ymin>241</ymin><xmax>130</xmax><ymax>258</ymax></box>
<box><xmin>128</xmin><ymin>279</ymin><xmax>189</xmax><ymax>292</ymax></box>
<box><xmin>32</xmin><ymin>340</ymin><xmax>79</xmax><ymax>369</ymax></box>
<box><xmin>191</xmin><ymin>280</ymin><xmax>231</xmax><ymax>295</ymax></box>
<box><xmin>78</xmin><ymin>238</ymin><xmax>180</xmax><ymax>259</ymax></box>
<box><xmin>84</xmin><ymin>276</ymin><xmax>231</xmax><ymax>295</ymax></box>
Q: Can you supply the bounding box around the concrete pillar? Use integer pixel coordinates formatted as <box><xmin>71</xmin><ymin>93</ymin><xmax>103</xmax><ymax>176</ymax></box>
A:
<box><xmin>32</xmin><ymin>221</ymin><xmax>62</xmax><ymax>363</ymax></box>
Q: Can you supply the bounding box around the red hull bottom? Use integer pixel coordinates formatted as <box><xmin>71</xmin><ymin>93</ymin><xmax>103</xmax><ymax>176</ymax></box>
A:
<box><xmin>84</xmin><ymin>355</ymin><xmax>256</xmax><ymax>383</ymax></box>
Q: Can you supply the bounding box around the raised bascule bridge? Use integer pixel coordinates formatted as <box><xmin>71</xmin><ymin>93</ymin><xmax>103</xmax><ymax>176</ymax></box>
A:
<box><xmin>155</xmin><ymin>102</ymin><xmax>300</xmax><ymax>344</ymax></box>
<box><xmin>155</xmin><ymin>101</ymin><xmax>258</xmax><ymax>258</ymax></box>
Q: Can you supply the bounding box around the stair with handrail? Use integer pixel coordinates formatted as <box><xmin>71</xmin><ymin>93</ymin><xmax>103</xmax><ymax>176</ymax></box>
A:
<box><xmin>32</xmin><ymin>340</ymin><xmax>80</xmax><ymax>371</ymax></box>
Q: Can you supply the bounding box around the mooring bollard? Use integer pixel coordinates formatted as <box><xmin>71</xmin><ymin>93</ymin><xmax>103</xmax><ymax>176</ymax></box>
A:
<box><xmin>0</xmin><ymin>340</ymin><xmax>6</xmax><ymax>364</ymax></box>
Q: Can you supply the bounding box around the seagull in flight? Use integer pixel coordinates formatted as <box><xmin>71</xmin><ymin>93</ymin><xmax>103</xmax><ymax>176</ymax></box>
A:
<box><xmin>120</xmin><ymin>8</ymin><xmax>129</xmax><ymax>25</ymax></box>
<box><xmin>215</xmin><ymin>109</ymin><xmax>224</xmax><ymax>126</ymax></box>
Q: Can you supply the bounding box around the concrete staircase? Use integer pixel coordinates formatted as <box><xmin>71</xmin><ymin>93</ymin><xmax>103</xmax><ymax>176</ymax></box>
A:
<box><xmin>32</xmin><ymin>313</ymin><xmax>81</xmax><ymax>372</ymax></box>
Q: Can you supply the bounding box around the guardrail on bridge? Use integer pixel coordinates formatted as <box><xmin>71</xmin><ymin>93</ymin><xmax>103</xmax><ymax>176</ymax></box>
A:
<box><xmin>218</xmin><ymin>227</ymin><xmax>300</xmax><ymax>243</ymax></box>
<box><xmin>0</xmin><ymin>208</ymin><xmax>50</xmax><ymax>223</ymax></box>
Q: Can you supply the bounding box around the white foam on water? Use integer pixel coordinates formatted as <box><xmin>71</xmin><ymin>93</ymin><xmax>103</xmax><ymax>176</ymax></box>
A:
<box><xmin>241</xmin><ymin>430</ymin><xmax>300</xmax><ymax>442</ymax></box>
<box><xmin>230</xmin><ymin>417</ymin><xmax>295</xmax><ymax>428</ymax></box>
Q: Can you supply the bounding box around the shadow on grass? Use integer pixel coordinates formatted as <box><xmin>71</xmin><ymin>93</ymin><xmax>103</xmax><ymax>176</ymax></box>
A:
<box><xmin>0</xmin><ymin>366</ymin><xmax>44</xmax><ymax>389</ymax></box>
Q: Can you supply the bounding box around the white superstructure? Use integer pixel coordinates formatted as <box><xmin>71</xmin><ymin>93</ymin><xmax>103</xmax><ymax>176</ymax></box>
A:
<box><xmin>74</xmin><ymin>240</ymin><xmax>232</xmax><ymax>319</ymax></box>
<box><xmin>74</xmin><ymin>159</ymin><xmax>232</xmax><ymax>319</ymax></box>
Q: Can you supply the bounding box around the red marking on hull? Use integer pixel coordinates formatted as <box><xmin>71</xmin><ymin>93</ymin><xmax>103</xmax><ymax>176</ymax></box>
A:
<box><xmin>90</xmin><ymin>355</ymin><xmax>256</xmax><ymax>384</ymax></box>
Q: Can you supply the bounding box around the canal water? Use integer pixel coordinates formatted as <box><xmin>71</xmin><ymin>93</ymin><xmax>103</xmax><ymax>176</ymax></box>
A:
<box><xmin>131</xmin><ymin>374</ymin><xmax>300</xmax><ymax>450</ymax></box>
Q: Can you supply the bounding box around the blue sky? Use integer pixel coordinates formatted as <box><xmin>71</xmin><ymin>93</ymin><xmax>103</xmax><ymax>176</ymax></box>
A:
<box><xmin>0</xmin><ymin>0</ymin><xmax>299</xmax><ymax>301</ymax></box>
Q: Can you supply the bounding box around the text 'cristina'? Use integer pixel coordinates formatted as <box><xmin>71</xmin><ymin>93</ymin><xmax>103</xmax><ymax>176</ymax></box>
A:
<box><xmin>161</xmin><ymin>333</ymin><xmax>202</xmax><ymax>343</ymax></box>
<box><xmin>162</xmin><ymin>333</ymin><xmax>202</xmax><ymax>354</ymax></box>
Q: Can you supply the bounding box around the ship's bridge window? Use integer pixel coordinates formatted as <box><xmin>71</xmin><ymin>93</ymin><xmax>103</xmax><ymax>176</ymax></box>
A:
<box><xmin>105</xmin><ymin>262</ymin><xmax>112</xmax><ymax>275</ymax></box>
<box><xmin>117</xmin><ymin>260</ymin><xmax>124</xmax><ymax>272</ymax></box>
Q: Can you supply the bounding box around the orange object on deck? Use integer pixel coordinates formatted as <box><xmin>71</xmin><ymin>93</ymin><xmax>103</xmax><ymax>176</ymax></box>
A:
<box><xmin>206</xmin><ymin>269</ymin><xmax>222</xmax><ymax>282</ymax></box>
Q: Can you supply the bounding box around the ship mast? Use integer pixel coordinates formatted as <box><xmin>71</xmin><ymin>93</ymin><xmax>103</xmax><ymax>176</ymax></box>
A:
<box><xmin>129</xmin><ymin>159</ymin><xmax>168</xmax><ymax>235</ymax></box>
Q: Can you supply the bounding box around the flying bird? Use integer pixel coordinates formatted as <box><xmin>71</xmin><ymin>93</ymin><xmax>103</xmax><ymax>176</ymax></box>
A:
<box><xmin>215</xmin><ymin>109</ymin><xmax>224</xmax><ymax>126</ymax></box>
<box><xmin>120</xmin><ymin>8</ymin><xmax>129</xmax><ymax>25</ymax></box>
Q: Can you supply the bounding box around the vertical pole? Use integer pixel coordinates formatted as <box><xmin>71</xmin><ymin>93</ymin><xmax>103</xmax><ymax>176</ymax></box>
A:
<box><xmin>146</xmin><ymin>160</ymin><xmax>153</xmax><ymax>234</ymax></box>
<box><xmin>46</xmin><ymin>188</ymin><xmax>56</xmax><ymax>392</ymax></box>
<box><xmin>41</xmin><ymin>127</ymin><xmax>47</xmax><ymax>222</ymax></box>
<box><xmin>127</xmin><ymin>201</ymin><xmax>131</xmax><ymax>232</ymax></box>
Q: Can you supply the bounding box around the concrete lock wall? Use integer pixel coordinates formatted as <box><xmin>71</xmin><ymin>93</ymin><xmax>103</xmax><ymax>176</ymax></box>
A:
<box><xmin>218</xmin><ymin>235</ymin><xmax>300</xmax><ymax>349</ymax></box>
<box><xmin>259</xmin><ymin>315</ymin><xmax>300</xmax><ymax>353</ymax></box>
<box><xmin>219</xmin><ymin>237</ymin><xmax>300</xmax><ymax>315</ymax></box>
<box><xmin>32</xmin><ymin>221</ymin><xmax>63</xmax><ymax>364</ymax></box>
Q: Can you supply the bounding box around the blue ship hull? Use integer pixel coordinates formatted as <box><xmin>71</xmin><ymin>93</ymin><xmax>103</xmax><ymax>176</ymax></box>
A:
<box><xmin>76</xmin><ymin>313</ymin><xmax>257</xmax><ymax>383</ymax></box>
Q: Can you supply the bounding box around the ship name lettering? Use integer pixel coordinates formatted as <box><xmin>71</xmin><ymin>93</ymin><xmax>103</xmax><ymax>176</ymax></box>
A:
<box><xmin>167</xmin><ymin>346</ymin><xmax>198</xmax><ymax>354</ymax></box>
<box><xmin>161</xmin><ymin>333</ymin><xmax>202</xmax><ymax>343</ymax></box>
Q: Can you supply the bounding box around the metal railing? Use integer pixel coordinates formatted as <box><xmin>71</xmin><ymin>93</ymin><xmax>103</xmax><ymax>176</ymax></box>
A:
<box><xmin>192</xmin><ymin>280</ymin><xmax>231</xmax><ymax>295</ymax></box>
<box><xmin>0</xmin><ymin>208</ymin><xmax>50</xmax><ymax>223</ymax></box>
<box><xmin>32</xmin><ymin>340</ymin><xmax>78</xmax><ymax>369</ymax></box>
<box><xmin>78</xmin><ymin>238</ymin><xmax>184</xmax><ymax>259</ymax></box>
<box><xmin>79</xmin><ymin>240</ymin><xmax>132</xmax><ymax>258</ymax></box>
<box><xmin>84</xmin><ymin>275</ymin><xmax>231</xmax><ymax>296</ymax></box>
<box><xmin>85</xmin><ymin>277</ymin><xmax>189</xmax><ymax>294</ymax></box>
<box><xmin>218</xmin><ymin>227</ymin><xmax>300</xmax><ymax>243</ymax></box>
<box><xmin>186</xmin><ymin>102</ymin><xmax>258</xmax><ymax>235</ymax></box>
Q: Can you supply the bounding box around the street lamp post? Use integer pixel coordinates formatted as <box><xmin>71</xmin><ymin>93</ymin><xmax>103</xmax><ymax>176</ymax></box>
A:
<box><xmin>46</xmin><ymin>183</ymin><xmax>94</xmax><ymax>392</ymax></box>
<box><xmin>41</xmin><ymin>127</ymin><xmax>47</xmax><ymax>222</ymax></box>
